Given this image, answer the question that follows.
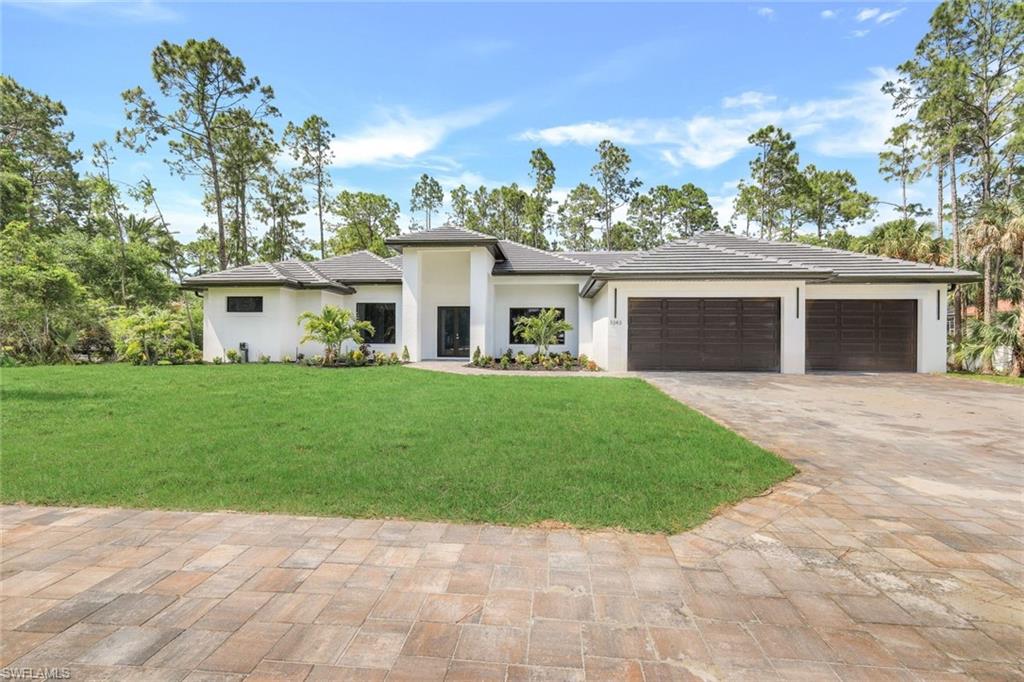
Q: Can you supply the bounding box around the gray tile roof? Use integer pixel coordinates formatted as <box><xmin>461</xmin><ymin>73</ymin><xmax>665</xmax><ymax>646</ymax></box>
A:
<box><xmin>385</xmin><ymin>224</ymin><xmax>499</xmax><ymax>248</ymax></box>
<box><xmin>492</xmin><ymin>240</ymin><xmax>593</xmax><ymax>275</ymax></box>
<box><xmin>563</xmin><ymin>251</ymin><xmax>641</xmax><ymax>268</ymax></box>
<box><xmin>689</xmin><ymin>233</ymin><xmax>980</xmax><ymax>283</ymax></box>
<box><xmin>312</xmin><ymin>251</ymin><xmax>403</xmax><ymax>283</ymax></box>
<box><xmin>598</xmin><ymin>239</ymin><xmax>834</xmax><ymax>280</ymax></box>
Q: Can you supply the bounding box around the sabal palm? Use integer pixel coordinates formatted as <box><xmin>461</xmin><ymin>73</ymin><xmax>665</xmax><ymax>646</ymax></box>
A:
<box><xmin>297</xmin><ymin>305</ymin><xmax>374</xmax><ymax>365</ymax></box>
<box><xmin>998</xmin><ymin>201</ymin><xmax>1024</xmax><ymax>375</ymax></box>
<box><xmin>513</xmin><ymin>307</ymin><xmax>573</xmax><ymax>359</ymax></box>
<box><xmin>861</xmin><ymin>219</ymin><xmax>943</xmax><ymax>264</ymax></box>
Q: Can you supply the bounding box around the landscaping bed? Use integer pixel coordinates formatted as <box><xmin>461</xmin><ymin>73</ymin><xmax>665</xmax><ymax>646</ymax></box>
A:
<box><xmin>1</xmin><ymin>364</ymin><xmax>794</xmax><ymax>533</ymax></box>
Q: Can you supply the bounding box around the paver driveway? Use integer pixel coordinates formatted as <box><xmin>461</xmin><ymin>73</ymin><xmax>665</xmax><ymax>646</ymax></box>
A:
<box><xmin>1</xmin><ymin>374</ymin><xmax>1021</xmax><ymax>680</ymax></box>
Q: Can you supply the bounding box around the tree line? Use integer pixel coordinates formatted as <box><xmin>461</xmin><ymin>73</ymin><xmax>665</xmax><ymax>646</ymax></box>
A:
<box><xmin>1</xmin><ymin>0</ymin><xmax>1020</xmax><ymax>372</ymax></box>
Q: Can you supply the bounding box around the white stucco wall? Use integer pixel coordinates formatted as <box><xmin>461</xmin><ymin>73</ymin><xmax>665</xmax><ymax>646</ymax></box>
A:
<box><xmin>492</xmin><ymin>281</ymin><xmax>583</xmax><ymax>356</ymax></box>
<box><xmin>203</xmin><ymin>285</ymin><xmax>403</xmax><ymax>362</ymax></box>
<box><xmin>418</xmin><ymin>250</ymin><xmax>472</xmax><ymax>359</ymax></box>
<box><xmin>591</xmin><ymin>280</ymin><xmax>807</xmax><ymax>373</ymax></box>
<box><xmin>805</xmin><ymin>282</ymin><xmax>948</xmax><ymax>373</ymax></box>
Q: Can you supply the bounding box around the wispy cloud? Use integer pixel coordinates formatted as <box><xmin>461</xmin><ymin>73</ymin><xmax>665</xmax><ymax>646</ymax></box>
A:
<box><xmin>821</xmin><ymin>9</ymin><xmax>837</xmax><ymax>19</ymax></box>
<box><xmin>856</xmin><ymin>8</ymin><xmax>881</xmax><ymax>22</ymax></box>
<box><xmin>329</xmin><ymin>102</ymin><xmax>507</xmax><ymax>168</ymax></box>
<box><xmin>850</xmin><ymin>29</ymin><xmax>871</xmax><ymax>38</ymax></box>
<box><xmin>519</xmin><ymin>68</ymin><xmax>899</xmax><ymax>170</ymax></box>
<box><xmin>722</xmin><ymin>91</ymin><xmax>777</xmax><ymax>109</ymax></box>
<box><xmin>6</xmin><ymin>0</ymin><xmax>180</xmax><ymax>23</ymax></box>
<box><xmin>875</xmin><ymin>8</ymin><xmax>905</xmax><ymax>24</ymax></box>
<box><xmin>756</xmin><ymin>7</ymin><xmax>775</xmax><ymax>18</ymax></box>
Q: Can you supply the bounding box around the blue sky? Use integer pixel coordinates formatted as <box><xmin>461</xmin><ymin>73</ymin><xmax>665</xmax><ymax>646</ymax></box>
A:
<box><xmin>3</xmin><ymin>1</ymin><xmax>937</xmax><ymax>243</ymax></box>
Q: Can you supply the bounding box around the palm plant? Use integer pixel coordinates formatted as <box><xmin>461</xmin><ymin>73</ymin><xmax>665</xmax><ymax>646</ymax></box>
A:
<box><xmin>964</xmin><ymin>213</ymin><xmax>1003</xmax><ymax>324</ymax></box>
<box><xmin>297</xmin><ymin>305</ymin><xmax>374</xmax><ymax>366</ymax></box>
<box><xmin>999</xmin><ymin>201</ymin><xmax>1024</xmax><ymax>375</ymax></box>
<box><xmin>954</xmin><ymin>310</ymin><xmax>1021</xmax><ymax>376</ymax></box>
<box><xmin>860</xmin><ymin>219</ymin><xmax>944</xmax><ymax>264</ymax></box>
<box><xmin>513</xmin><ymin>307</ymin><xmax>573</xmax><ymax>360</ymax></box>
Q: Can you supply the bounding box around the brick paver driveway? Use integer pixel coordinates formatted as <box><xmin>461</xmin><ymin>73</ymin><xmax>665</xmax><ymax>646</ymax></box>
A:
<box><xmin>2</xmin><ymin>374</ymin><xmax>1021</xmax><ymax>680</ymax></box>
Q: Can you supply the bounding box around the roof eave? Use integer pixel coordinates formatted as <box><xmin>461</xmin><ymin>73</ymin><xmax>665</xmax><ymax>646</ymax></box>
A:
<box><xmin>491</xmin><ymin>269</ymin><xmax>594</xmax><ymax>277</ymax></box>
<box><xmin>824</xmin><ymin>273</ymin><xmax>982</xmax><ymax>284</ymax></box>
<box><xmin>180</xmin><ymin>280</ymin><xmax>355</xmax><ymax>294</ymax></box>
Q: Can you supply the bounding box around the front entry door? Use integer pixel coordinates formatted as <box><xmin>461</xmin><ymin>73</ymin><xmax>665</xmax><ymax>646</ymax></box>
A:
<box><xmin>437</xmin><ymin>306</ymin><xmax>471</xmax><ymax>358</ymax></box>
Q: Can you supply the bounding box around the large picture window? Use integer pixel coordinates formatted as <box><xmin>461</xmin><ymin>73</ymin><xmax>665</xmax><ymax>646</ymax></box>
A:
<box><xmin>356</xmin><ymin>302</ymin><xmax>396</xmax><ymax>344</ymax></box>
<box><xmin>226</xmin><ymin>296</ymin><xmax>263</xmax><ymax>313</ymax></box>
<box><xmin>509</xmin><ymin>307</ymin><xmax>566</xmax><ymax>344</ymax></box>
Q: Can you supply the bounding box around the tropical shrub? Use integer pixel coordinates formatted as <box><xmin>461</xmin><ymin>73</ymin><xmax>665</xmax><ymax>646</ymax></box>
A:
<box><xmin>389</xmin><ymin>352</ymin><xmax>400</xmax><ymax>364</ymax></box>
<box><xmin>259</xmin><ymin>354</ymin><xmax>270</xmax><ymax>364</ymax></box>
<box><xmin>401</xmin><ymin>346</ymin><xmax>410</xmax><ymax>362</ymax></box>
<box><xmin>297</xmin><ymin>305</ymin><xmax>374</xmax><ymax>366</ymax></box>
<box><xmin>512</xmin><ymin>308</ymin><xmax>573</xmax><ymax>359</ymax></box>
<box><xmin>954</xmin><ymin>310</ymin><xmax>1021</xmax><ymax>375</ymax></box>
<box><xmin>226</xmin><ymin>349</ymin><xmax>240</xmax><ymax>364</ymax></box>
<box><xmin>212</xmin><ymin>356</ymin><xmax>223</xmax><ymax>364</ymax></box>
<box><xmin>109</xmin><ymin>304</ymin><xmax>201</xmax><ymax>365</ymax></box>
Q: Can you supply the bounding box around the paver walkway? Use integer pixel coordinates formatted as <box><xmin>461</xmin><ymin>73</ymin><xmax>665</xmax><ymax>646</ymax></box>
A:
<box><xmin>1</xmin><ymin>373</ymin><xmax>1021</xmax><ymax>680</ymax></box>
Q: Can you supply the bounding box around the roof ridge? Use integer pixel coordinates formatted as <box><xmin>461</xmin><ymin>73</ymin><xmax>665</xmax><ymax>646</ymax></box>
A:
<box><xmin>364</xmin><ymin>249</ymin><xmax>403</xmax><ymax>272</ymax></box>
<box><xmin>696</xmin><ymin>232</ymin><xmax>953</xmax><ymax>272</ymax></box>
<box><xmin>264</xmin><ymin>262</ymin><xmax>295</xmax><ymax>282</ymax></box>
<box><xmin>500</xmin><ymin>239</ymin><xmax>593</xmax><ymax>269</ymax></box>
<box><xmin>293</xmin><ymin>259</ymin><xmax>333</xmax><ymax>283</ymax></box>
<box><xmin>684</xmin><ymin>238</ymin><xmax>830</xmax><ymax>273</ymax></box>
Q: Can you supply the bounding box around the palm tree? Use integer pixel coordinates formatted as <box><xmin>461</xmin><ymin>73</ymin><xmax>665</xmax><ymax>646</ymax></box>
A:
<box><xmin>297</xmin><ymin>305</ymin><xmax>374</xmax><ymax>366</ymax></box>
<box><xmin>999</xmin><ymin>201</ymin><xmax>1024</xmax><ymax>375</ymax></box>
<box><xmin>954</xmin><ymin>311</ymin><xmax>1021</xmax><ymax>376</ymax></box>
<box><xmin>513</xmin><ymin>307</ymin><xmax>573</xmax><ymax>360</ymax></box>
<box><xmin>965</xmin><ymin>213</ymin><xmax>1003</xmax><ymax>325</ymax></box>
<box><xmin>860</xmin><ymin>219</ymin><xmax>944</xmax><ymax>264</ymax></box>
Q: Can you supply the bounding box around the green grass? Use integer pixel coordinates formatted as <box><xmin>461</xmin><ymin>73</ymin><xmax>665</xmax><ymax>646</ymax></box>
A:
<box><xmin>948</xmin><ymin>371</ymin><xmax>1024</xmax><ymax>387</ymax></box>
<box><xmin>0</xmin><ymin>365</ymin><xmax>794</xmax><ymax>533</ymax></box>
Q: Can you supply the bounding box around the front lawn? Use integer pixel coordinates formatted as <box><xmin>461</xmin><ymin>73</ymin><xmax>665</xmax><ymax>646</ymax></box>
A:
<box><xmin>0</xmin><ymin>365</ymin><xmax>793</xmax><ymax>533</ymax></box>
<box><xmin>948</xmin><ymin>371</ymin><xmax>1024</xmax><ymax>387</ymax></box>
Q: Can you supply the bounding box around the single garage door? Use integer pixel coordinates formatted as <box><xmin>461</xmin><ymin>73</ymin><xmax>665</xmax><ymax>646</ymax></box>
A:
<box><xmin>628</xmin><ymin>298</ymin><xmax>780</xmax><ymax>371</ymax></box>
<box><xmin>806</xmin><ymin>299</ymin><xmax>917</xmax><ymax>372</ymax></box>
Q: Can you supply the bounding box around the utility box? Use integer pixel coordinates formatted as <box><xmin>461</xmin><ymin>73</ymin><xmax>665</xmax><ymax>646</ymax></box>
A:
<box><xmin>238</xmin><ymin>342</ymin><xmax>249</xmax><ymax>363</ymax></box>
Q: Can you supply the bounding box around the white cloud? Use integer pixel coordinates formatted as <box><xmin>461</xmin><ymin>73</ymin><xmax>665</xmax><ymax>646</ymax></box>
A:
<box><xmin>756</xmin><ymin>7</ymin><xmax>775</xmax><ymax>18</ymax></box>
<box><xmin>850</xmin><ymin>29</ymin><xmax>871</xmax><ymax>38</ymax></box>
<box><xmin>875</xmin><ymin>8</ymin><xmax>905</xmax><ymax>24</ymax></box>
<box><xmin>6</xmin><ymin>0</ymin><xmax>179</xmax><ymax>23</ymax></box>
<box><xmin>722</xmin><ymin>91</ymin><xmax>777</xmax><ymax>109</ymax></box>
<box><xmin>329</xmin><ymin>102</ymin><xmax>506</xmax><ymax>168</ymax></box>
<box><xmin>856</xmin><ymin>7</ymin><xmax>881</xmax><ymax>22</ymax></box>
<box><xmin>519</xmin><ymin>68</ymin><xmax>899</xmax><ymax>170</ymax></box>
<box><xmin>821</xmin><ymin>9</ymin><xmax>837</xmax><ymax>19</ymax></box>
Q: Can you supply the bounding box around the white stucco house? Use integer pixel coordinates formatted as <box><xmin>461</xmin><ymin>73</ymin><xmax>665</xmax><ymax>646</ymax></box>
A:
<box><xmin>183</xmin><ymin>226</ymin><xmax>979</xmax><ymax>373</ymax></box>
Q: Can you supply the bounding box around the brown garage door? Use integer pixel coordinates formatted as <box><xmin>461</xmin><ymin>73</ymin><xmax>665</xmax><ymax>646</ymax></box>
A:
<box><xmin>806</xmin><ymin>299</ymin><xmax>917</xmax><ymax>372</ymax></box>
<box><xmin>628</xmin><ymin>298</ymin><xmax>780</xmax><ymax>371</ymax></box>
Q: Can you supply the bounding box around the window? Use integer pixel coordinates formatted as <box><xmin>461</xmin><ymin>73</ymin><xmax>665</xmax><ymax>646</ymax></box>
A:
<box><xmin>356</xmin><ymin>302</ymin><xmax>396</xmax><ymax>344</ymax></box>
<box><xmin>509</xmin><ymin>307</ymin><xmax>566</xmax><ymax>345</ymax></box>
<box><xmin>226</xmin><ymin>296</ymin><xmax>263</xmax><ymax>313</ymax></box>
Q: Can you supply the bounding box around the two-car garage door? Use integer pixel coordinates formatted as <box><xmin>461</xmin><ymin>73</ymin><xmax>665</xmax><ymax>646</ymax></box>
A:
<box><xmin>806</xmin><ymin>299</ymin><xmax>917</xmax><ymax>372</ymax></box>
<box><xmin>627</xmin><ymin>298</ymin><xmax>780</xmax><ymax>371</ymax></box>
<box><xmin>627</xmin><ymin>297</ymin><xmax>918</xmax><ymax>372</ymax></box>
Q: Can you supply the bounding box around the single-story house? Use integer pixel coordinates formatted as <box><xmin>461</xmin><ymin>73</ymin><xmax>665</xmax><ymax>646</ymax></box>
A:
<box><xmin>182</xmin><ymin>225</ymin><xmax>980</xmax><ymax>373</ymax></box>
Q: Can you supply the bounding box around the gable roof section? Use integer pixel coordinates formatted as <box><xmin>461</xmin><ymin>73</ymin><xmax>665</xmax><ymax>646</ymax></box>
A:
<box><xmin>597</xmin><ymin>239</ymin><xmax>833</xmax><ymax>279</ymax></box>
<box><xmin>492</xmin><ymin>240</ymin><xmax>593</xmax><ymax>275</ymax></box>
<box><xmin>385</xmin><ymin>224</ymin><xmax>500</xmax><ymax>249</ymax></box>
<box><xmin>563</xmin><ymin>251</ymin><xmax>641</xmax><ymax>268</ymax></box>
<box><xmin>312</xmin><ymin>251</ymin><xmax>403</xmax><ymax>283</ymax></box>
<box><xmin>689</xmin><ymin>233</ymin><xmax>980</xmax><ymax>283</ymax></box>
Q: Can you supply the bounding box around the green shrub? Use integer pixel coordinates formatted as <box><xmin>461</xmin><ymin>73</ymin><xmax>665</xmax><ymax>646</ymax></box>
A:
<box><xmin>499</xmin><ymin>356</ymin><xmax>510</xmax><ymax>369</ymax></box>
<box><xmin>401</xmin><ymin>346</ymin><xmax>410</xmax><ymax>362</ymax></box>
<box><xmin>259</xmin><ymin>354</ymin><xmax>271</xmax><ymax>364</ymax></box>
<box><xmin>515</xmin><ymin>352</ymin><xmax>530</xmax><ymax>366</ymax></box>
<box><xmin>109</xmin><ymin>303</ymin><xmax>201</xmax><ymax>365</ymax></box>
<box><xmin>389</xmin><ymin>352</ymin><xmax>400</xmax><ymax>364</ymax></box>
<box><xmin>212</xmin><ymin>356</ymin><xmax>223</xmax><ymax>365</ymax></box>
<box><xmin>282</xmin><ymin>355</ymin><xmax>293</xmax><ymax>364</ymax></box>
<box><xmin>226</xmin><ymin>349</ymin><xmax>240</xmax><ymax>364</ymax></box>
<box><xmin>351</xmin><ymin>349</ymin><xmax>364</xmax><ymax>365</ymax></box>
<box><xmin>472</xmin><ymin>346</ymin><xmax>482</xmax><ymax>365</ymax></box>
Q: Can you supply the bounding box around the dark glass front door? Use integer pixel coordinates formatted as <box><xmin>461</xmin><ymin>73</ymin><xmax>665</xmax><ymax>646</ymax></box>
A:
<box><xmin>437</xmin><ymin>306</ymin><xmax>471</xmax><ymax>357</ymax></box>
